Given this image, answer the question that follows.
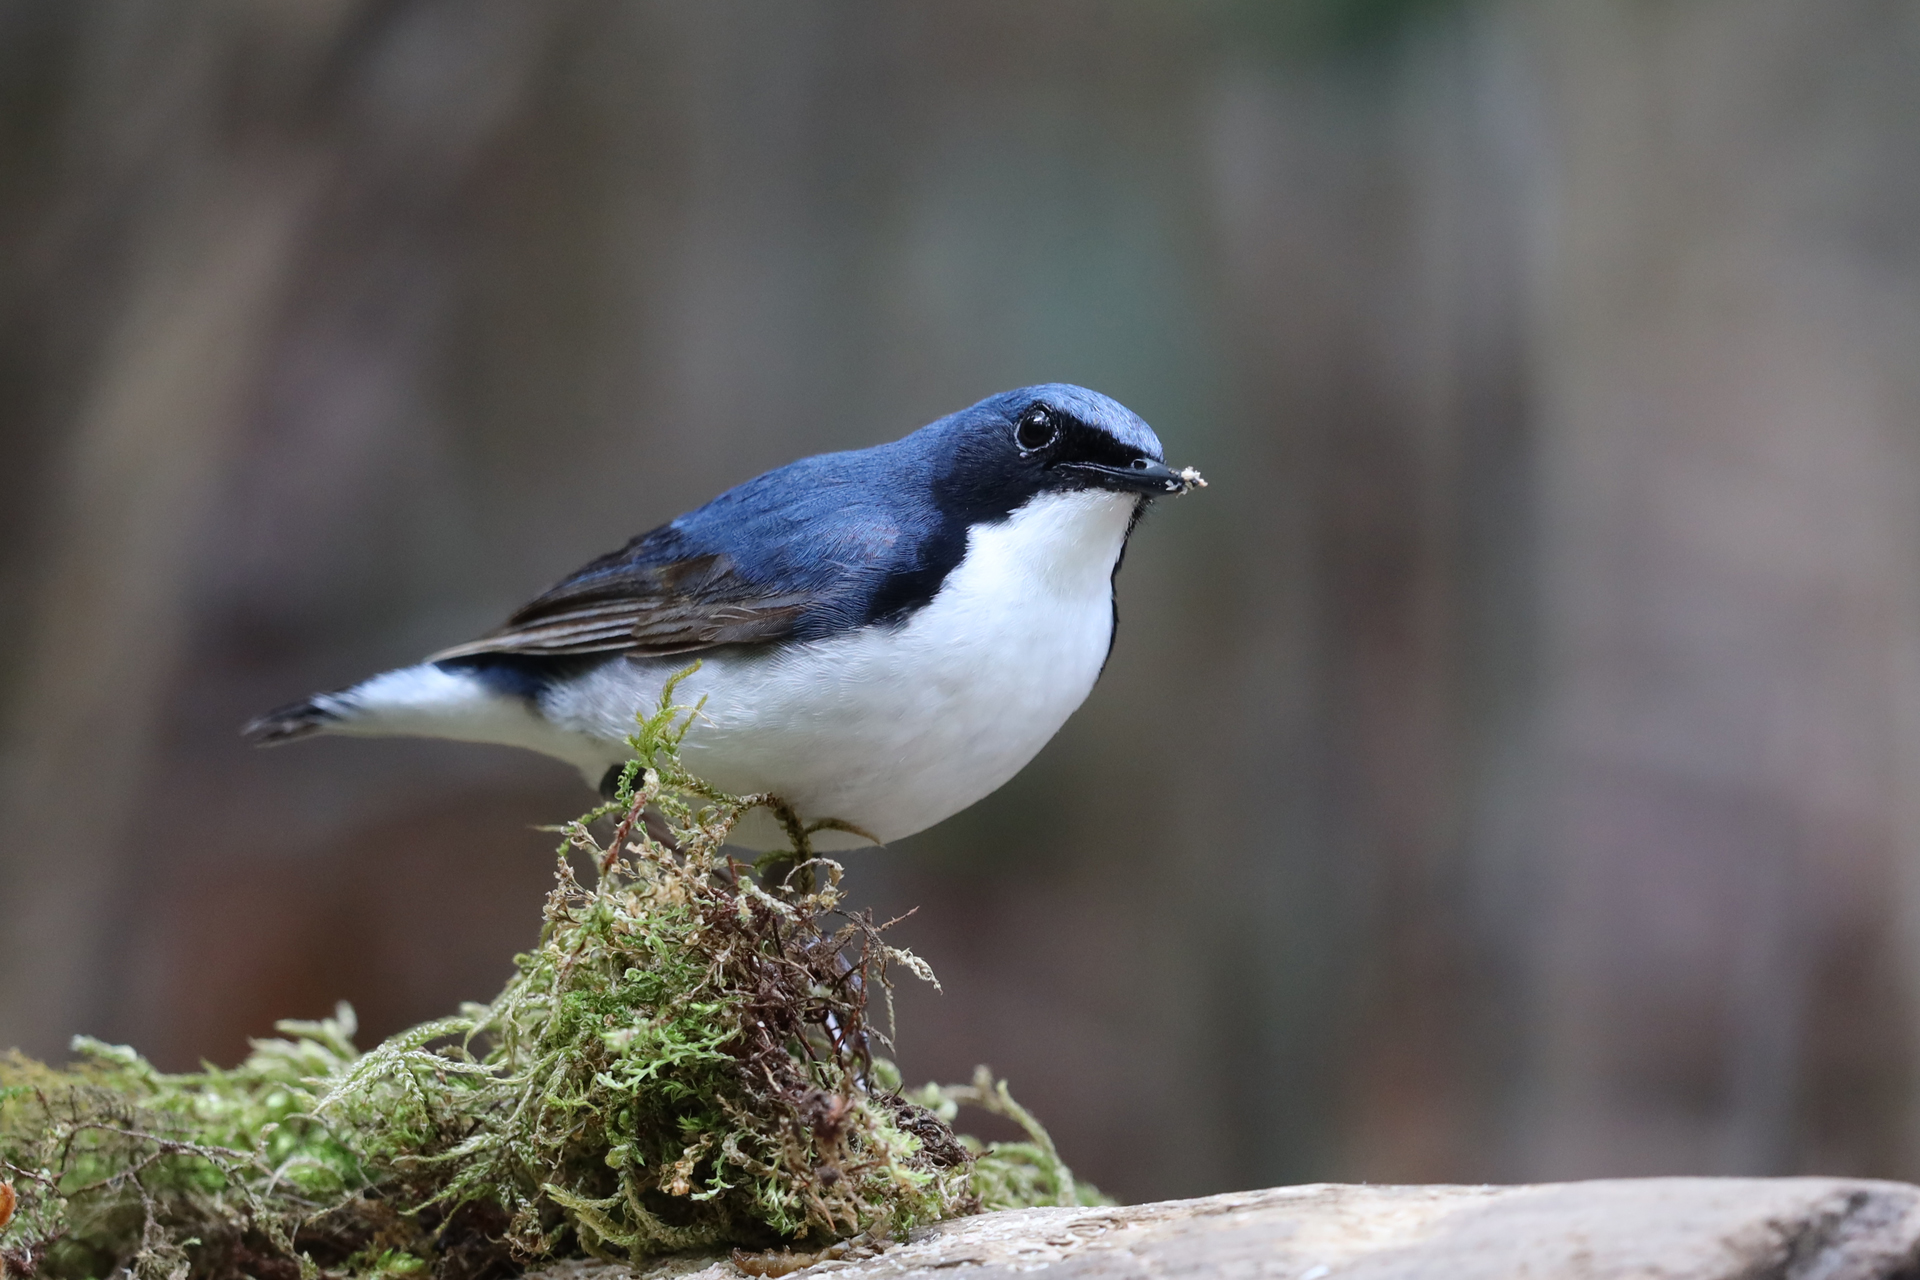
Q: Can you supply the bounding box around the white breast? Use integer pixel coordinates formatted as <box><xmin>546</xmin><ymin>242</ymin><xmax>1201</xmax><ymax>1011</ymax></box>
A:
<box><xmin>540</xmin><ymin>489</ymin><xmax>1139</xmax><ymax>849</ymax></box>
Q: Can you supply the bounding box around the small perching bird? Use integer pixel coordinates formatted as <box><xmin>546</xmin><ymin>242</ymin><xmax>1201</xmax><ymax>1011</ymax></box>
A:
<box><xmin>246</xmin><ymin>384</ymin><xmax>1204</xmax><ymax>850</ymax></box>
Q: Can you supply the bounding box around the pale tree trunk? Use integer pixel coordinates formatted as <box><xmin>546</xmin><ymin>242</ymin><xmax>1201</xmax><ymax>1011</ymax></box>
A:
<box><xmin>0</xmin><ymin>0</ymin><xmax>561</xmax><ymax>1060</ymax></box>
<box><xmin>0</xmin><ymin>4</ymin><xmax>332</xmax><ymax>1060</ymax></box>
<box><xmin>1517</xmin><ymin>0</ymin><xmax>1920</xmax><ymax>1177</ymax></box>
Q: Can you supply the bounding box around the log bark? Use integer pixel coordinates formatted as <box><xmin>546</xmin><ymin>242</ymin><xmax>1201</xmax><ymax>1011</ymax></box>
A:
<box><xmin>552</xmin><ymin>1179</ymin><xmax>1920</xmax><ymax>1280</ymax></box>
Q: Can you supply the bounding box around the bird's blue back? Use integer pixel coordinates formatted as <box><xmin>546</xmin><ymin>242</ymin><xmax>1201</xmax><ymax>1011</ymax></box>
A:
<box><xmin>557</xmin><ymin>385</ymin><xmax>1163</xmax><ymax>640</ymax></box>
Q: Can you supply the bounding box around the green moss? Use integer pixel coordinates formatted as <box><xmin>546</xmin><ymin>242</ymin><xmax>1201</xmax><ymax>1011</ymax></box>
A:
<box><xmin>0</xmin><ymin>668</ymin><xmax>1095</xmax><ymax>1280</ymax></box>
<box><xmin>910</xmin><ymin>1069</ymin><xmax>1106</xmax><ymax>1213</ymax></box>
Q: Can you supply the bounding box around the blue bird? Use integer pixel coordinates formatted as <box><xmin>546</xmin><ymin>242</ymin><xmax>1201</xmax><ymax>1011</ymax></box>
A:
<box><xmin>245</xmin><ymin>385</ymin><xmax>1203</xmax><ymax>850</ymax></box>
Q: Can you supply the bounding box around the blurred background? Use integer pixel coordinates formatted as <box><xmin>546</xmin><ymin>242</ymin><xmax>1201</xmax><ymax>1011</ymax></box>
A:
<box><xmin>5</xmin><ymin>0</ymin><xmax>1920</xmax><ymax>1205</ymax></box>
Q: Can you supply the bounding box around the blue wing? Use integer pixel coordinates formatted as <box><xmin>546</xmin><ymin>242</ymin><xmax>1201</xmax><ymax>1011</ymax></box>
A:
<box><xmin>429</xmin><ymin>444</ymin><xmax>946</xmax><ymax>661</ymax></box>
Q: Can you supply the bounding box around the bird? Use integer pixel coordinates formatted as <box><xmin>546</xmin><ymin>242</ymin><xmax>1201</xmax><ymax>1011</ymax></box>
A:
<box><xmin>245</xmin><ymin>384</ymin><xmax>1204</xmax><ymax>851</ymax></box>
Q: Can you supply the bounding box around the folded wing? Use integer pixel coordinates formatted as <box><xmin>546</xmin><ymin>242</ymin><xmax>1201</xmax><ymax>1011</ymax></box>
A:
<box><xmin>428</xmin><ymin>544</ymin><xmax>823</xmax><ymax>661</ymax></box>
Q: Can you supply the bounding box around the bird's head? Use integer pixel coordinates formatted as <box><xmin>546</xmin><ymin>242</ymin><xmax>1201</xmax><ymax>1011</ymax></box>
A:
<box><xmin>929</xmin><ymin>384</ymin><xmax>1203</xmax><ymax>517</ymax></box>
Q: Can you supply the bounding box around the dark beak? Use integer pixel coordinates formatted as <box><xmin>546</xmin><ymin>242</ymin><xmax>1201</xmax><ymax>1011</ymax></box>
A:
<box><xmin>1064</xmin><ymin>457</ymin><xmax>1201</xmax><ymax>497</ymax></box>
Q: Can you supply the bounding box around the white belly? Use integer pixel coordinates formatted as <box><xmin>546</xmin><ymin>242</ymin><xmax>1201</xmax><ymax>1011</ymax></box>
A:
<box><xmin>540</xmin><ymin>489</ymin><xmax>1136</xmax><ymax>849</ymax></box>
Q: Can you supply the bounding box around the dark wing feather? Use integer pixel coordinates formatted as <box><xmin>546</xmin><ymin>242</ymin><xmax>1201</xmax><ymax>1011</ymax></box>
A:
<box><xmin>429</xmin><ymin>439</ymin><xmax>950</xmax><ymax>664</ymax></box>
<box><xmin>428</xmin><ymin>550</ymin><xmax>813</xmax><ymax>662</ymax></box>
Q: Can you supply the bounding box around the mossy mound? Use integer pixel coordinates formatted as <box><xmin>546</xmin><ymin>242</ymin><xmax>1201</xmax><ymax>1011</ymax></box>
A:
<box><xmin>0</xmin><ymin>673</ymin><xmax>1096</xmax><ymax>1280</ymax></box>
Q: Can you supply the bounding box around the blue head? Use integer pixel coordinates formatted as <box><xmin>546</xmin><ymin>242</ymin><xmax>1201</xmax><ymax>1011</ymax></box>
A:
<box><xmin>908</xmin><ymin>384</ymin><xmax>1180</xmax><ymax>522</ymax></box>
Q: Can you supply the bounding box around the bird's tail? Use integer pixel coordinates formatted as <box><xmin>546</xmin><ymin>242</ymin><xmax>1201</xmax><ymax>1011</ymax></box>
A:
<box><xmin>241</xmin><ymin>662</ymin><xmax>552</xmax><ymax>752</ymax></box>
<box><xmin>242</xmin><ymin>696</ymin><xmax>344</xmax><ymax>745</ymax></box>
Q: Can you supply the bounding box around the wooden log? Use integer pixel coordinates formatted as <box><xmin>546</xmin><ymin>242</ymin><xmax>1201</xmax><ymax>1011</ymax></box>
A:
<box><xmin>541</xmin><ymin>1178</ymin><xmax>1920</xmax><ymax>1280</ymax></box>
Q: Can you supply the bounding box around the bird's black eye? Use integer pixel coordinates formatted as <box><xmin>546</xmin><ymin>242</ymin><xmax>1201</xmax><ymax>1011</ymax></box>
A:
<box><xmin>1015</xmin><ymin>405</ymin><xmax>1058</xmax><ymax>452</ymax></box>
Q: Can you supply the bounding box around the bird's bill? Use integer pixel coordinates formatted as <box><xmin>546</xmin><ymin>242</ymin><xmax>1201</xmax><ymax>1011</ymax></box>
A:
<box><xmin>1061</xmin><ymin>457</ymin><xmax>1204</xmax><ymax>496</ymax></box>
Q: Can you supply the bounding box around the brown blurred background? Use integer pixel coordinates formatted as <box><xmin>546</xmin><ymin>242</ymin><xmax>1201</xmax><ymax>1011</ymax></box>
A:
<box><xmin>6</xmin><ymin>0</ymin><xmax>1920</xmax><ymax>1205</ymax></box>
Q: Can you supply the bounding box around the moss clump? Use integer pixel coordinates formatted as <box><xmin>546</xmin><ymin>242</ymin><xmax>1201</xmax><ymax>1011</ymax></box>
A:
<box><xmin>0</xmin><ymin>670</ymin><xmax>1093</xmax><ymax>1280</ymax></box>
<box><xmin>909</xmin><ymin>1069</ymin><xmax>1102</xmax><ymax>1213</ymax></box>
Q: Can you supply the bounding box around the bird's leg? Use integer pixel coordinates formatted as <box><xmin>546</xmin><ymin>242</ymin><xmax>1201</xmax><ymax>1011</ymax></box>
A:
<box><xmin>755</xmin><ymin>799</ymin><xmax>815</xmax><ymax>898</ymax></box>
<box><xmin>597</xmin><ymin>762</ymin><xmax>627</xmax><ymax>800</ymax></box>
<box><xmin>599</xmin><ymin>768</ymin><xmax>659</xmax><ymax>877</ymax></box>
